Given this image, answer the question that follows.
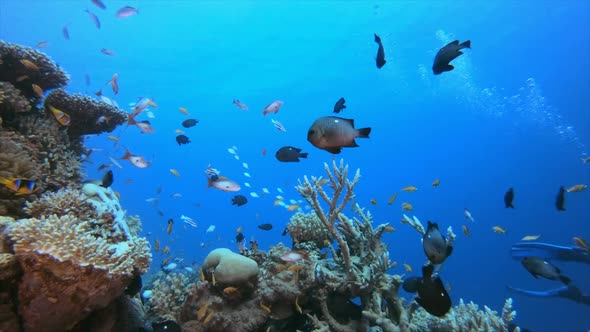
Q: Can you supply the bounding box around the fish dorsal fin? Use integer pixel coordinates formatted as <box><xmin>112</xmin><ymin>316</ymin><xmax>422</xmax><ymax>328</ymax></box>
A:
<box><xmin>451</xmin><ymin>40</ymin><xmax>459</xmax><ymax>45</ymax></box>
<box><xmin>427</xmin><ymin>221</ymin><xmax>438</xmax><ymax>231</ymax></box>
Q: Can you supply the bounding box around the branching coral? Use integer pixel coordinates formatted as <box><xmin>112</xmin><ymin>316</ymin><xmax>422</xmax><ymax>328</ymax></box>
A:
<box><xmin>286</xmin><ymin>212</ymin><xmax>333</xmax><ymax>249</ymax></box>
<box><xmin>147</xmin><ymin>272</ymin><xmax>192</xmax><ymax>322</ymax></box>
<box><xmin>408</xmin><ymin>298</ymin><xmax>517</xmax><ymax>332</ymax></box>
<box><xmin>295</xmin><ymin>159</ymin><xmax>360</xmax><ymax>272</ymax></box>
<box><xmin>44</xmin><ymin>89</ymin><xmax>127</xmax><ymax>136</ymax></box>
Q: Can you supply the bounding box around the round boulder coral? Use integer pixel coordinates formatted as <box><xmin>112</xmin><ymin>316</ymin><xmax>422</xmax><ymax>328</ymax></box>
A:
<box><xmin>203</xmin><ymin>248</ymin><xmax>259</xmax><ymax>286</ymax></box>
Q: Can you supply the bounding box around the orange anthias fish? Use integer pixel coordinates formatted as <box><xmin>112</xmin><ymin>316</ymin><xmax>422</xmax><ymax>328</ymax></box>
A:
<box><xmin>179</xmin><ymin>107</ymin><xmax>189</xmax><ymax>115</ymax></box>
<box><xmin>0</xmin><ymin>177</ymin><xmax>38</xmax><ymax>195</ymax></box>
<box><xmin>47</xmin><ymin>105</ymin><xmax>71</xmax><ymax>126</ymax></box>
<box><xmin>107</xmin><ymin>73</ymin><xmax>119</xmax><ymax>94</ymax></box>
<box><xmin>20</xmin><ymin>59</ymin><xmax>40</xmax><ymax>71</ymax></box>
<box><xmin>170</xmin><ymin>169</ymin><xmax>180</xmax><ymax>177</ymax></box>
<box><xmin>120</xmin><ymin>148</ymin><xmax>149</xmax><ymax>168</ymax></box>
<box><xmin>167</xmin><ymin>219</ymin><xmax>173</xmax><ymax>235</ymax></box>
<box><xmin>233</xmin><ymin>99</ymin><xmax>249</xmax><ymax>111</ymax></box>
<box><xmin>32</xmin><ymin>84</ymin><xmax>44</xmax><ymax>98</ymax></box>
<box><xmin>262</xmin><ymin>100</ymin><xmax>283</xmax><ymax>116</ymax></box>
<box><xmin>207</xmin><ymin>176</ymin><xmax>241</xmax><ymax>192</ymax></box>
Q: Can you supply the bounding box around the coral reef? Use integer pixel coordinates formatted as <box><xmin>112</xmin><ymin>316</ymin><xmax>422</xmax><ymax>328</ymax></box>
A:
<box><xmin>0</xmin><ymin>129</ymin><xmax>42</xmax><ymax>217</ymax></box>
<box><xmin>0</xmin><ymin>40</ymin><xmax>69</xmax><ymax>102</ymax></box>
<box><xmin>286</xmin><ymin>211</ymin><xmax>334</xmax><ymax>249</ymax></box>
<box><xmin>0</xmin><ymin>81</ymin><xmax>31</xmax><ymax>116</ymax></box>
<box><xmin>4</xmin><ymin>184</ymin><xmax>151</xmax><ymax>331</ymax></box>
<box><xmin>44</xmin><ymin>89</ymin><xmax>127</xmax><ymax>136</ymax></box>
<box><xmin>408</xmin><ymin>298</ymin><xmax>517</xmax><ymax>332</ymax></box>
<box><xmin>157</xmin><ymin>160</ymin><xmax>518</xmax><ymax>332</ymax></box>
<box><xmin>146</xmin><ymin>272</ymin><xmax>192</xmax><ymax>322</ymax></box>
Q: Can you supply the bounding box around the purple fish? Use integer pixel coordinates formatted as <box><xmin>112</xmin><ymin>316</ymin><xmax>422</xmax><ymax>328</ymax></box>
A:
<box><xmin>91</xmin><ymin>0</ymin><xmax>106</xmax><ymax>10</ymax></box>
<box><xmin>62</xmin><ymin>25</ymin><xmax>70</xmax><ymax>40</ymax></box>
<box><xmin>85</xmin><ymin>9</ymin><xmax>101</xmax><ymax>29</ymax></box>
<box><xmin>116</xmin><ymin>6</ymin><xmax>138</xmax><ymax>18</ymax></box>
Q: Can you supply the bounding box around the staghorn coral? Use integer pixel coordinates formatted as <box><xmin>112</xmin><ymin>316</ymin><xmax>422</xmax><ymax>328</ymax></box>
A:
<box><xmin>44</xmin><ymin>89</ymin><xmax>127</xmax><ymax>136</ymax></box>
<box><xmin>286</xmin><ymin>211</ymin><xmax>333</xmax><ymax>249</ymax></box>
<box><xmin>147</xmin><ymin>272</ymin><xmax>192</xmax><ymax>322</ymax></box>
<box><xmin>408</xmin><ymin>298</ymin><xmax>517</xmax><ymax>332</ymax></box>
<box><xmin>0</xmin><ymin>39</ymin><xmax>69</xmax><ymax>99</ymax></box>
<box><xmin>0</xmin><ymin>81</ymin><xmax>31</xmax><ymax>116</ymax></box>
<box><xmin>0</xmin><ymin>129</ymin><xmax>42</xmax><ymax>217</ymax></box>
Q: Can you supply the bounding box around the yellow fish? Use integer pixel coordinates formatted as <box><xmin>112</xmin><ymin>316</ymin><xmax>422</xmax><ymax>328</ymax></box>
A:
<box><xmin>573</xmin><ymin>237</ymin><xmax>589</xmax><ymax>250</ymax></box>
<box><xmin>162</xmin><ymin>246</ymin><xmax>170</xmax><ymax>254</ymax></box>
<box><xmin>401</xmin><ymin>202</ymin><xmax>413</xmax><ymax>211</ymax></box>
<box><xmin>175</xmin><ymin>129</ymin><xmax>184</xmax><ymax>135</ymax></box>
<box><xmin>567</xmin><ymin>184</ymin><xmax>587</xmax><ymax>193</ymax></box>
<box><xmin>107</xmin><ymin>135</ymin><xmax>119</xmax><ymax>141</ymax></box>
<box><xmin>32</xmin><ymin>84</ymin><xmax>44</xmax><ymax>98</ymax></box>
<box><xmin>403</xmin><ymin>263</ymin><xmax>412</xmax><ymax>272</ymax></box>
<box><xmin>260</xmin><ymin>301</ymin><xmax>271</xmax><ymax>313</ymax></box>
<box><xmin>287</xmin><ymin>204</ymin><xmax>300</xmax><ymax>211</ymax></box>
<box><xmin>492</xmin><ymin>226</ymin><xmax>507</xmax><ymax>234</ymax></box>
<box><xmin>317</xmin><ymin>178</ymin><xmax>329</xmax><ymax>186</ymax></box>
<box><xmin>521</xmin><ymin>235</ymin><xmax>541</xmax><ymax>241</ymax></box>
<box><xmin>273</xmin><ymin>197</ymin><xmax>283</xmax><ymax>206</ymax></box>
<box><xmin>294</xmin><ymin>296</ymin><xmax>302</xmax><ymax>314</ymax></box>
<box><xmin>462</xmin><ymin>225</ymin><xmax>470</xmax><ymax>237</ymax></box>
<box><xmin>387</xmin><ymin>193</ymin><xmax>398</xmax><ymax>205</ymax></box>
<box><xmin>197</xmin><ymin>303</ymin><xmax>209</xmax><ymax>320</ymax></box>
<box><xmin>170</xmin><ymin>169</ymin><xmax>180</xmax><ymax>177</ymax></box>
<box><xmin>383</xmin><ymin>225</ymin><xmax>395</xmax><ymax>232</ymax></box>
<box><xmin>179</xmin><ymin>107</ymin><xmax>189</xmax><ymax>115</ymax></box>
<box><xmin>402</xmin><ymin>185</ymin><xmax>418</xmax><ymax>192</ymax></box>
<box><xmin>432</xmin><ymin>179</ymin><xmax>440</xmax><ymax>187</ymax></box>
<box><xmin>48</xmin><ymin>105</ymin><xmax>71</xmax><ymax>126</ymax></box>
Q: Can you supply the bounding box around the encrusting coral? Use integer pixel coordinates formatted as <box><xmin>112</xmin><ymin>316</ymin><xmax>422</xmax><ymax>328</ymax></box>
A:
<box><xmin>44</xmin><ymin>89</ymin><xmax>127</xmax><ymax>136</ymax></box>
<box><xmin>0</xmin><ymin>81</ymin><xmax>31</xmax><ymax>116</ymax></box>
<box><xmin>286</xmin><ymin>211</ymin><xmax>334</xmax><ymax>249</ymax></box>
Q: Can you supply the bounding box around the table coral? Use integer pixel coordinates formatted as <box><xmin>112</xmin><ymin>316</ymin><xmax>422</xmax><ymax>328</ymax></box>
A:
<box><xmin>44</xmin><ymin>89</ymin><xmax>127</xmax><ymax>136</ymax></box>
<box><xmin>0</xmin><ymin>40</ymin><xmax>69</xmax><ymax>99</ymax></box>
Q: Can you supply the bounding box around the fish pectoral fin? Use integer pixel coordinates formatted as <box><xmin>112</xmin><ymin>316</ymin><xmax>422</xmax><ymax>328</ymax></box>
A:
<box><xmin>325</xmin><ymin>147</ymin><xmax>341</xmax><ymax>154</ymax></box>
<box><xmin>446</xmin><ymin>246</ymin><xmax>453</xmax><ymax>257</ymax></box>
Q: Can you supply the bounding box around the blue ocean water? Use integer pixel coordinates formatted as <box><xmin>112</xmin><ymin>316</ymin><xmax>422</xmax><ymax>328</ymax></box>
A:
<box><xmin>1</xmin><ymin>1</ymin><xmax>589</xmax><ymax>331</ymax></box>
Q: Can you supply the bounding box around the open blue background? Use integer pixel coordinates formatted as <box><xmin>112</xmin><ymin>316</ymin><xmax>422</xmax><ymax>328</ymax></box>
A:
<box><xmin>1</xmin><ymin>1</ymin><xmax>589</xmax><ymax>330</ymax></box>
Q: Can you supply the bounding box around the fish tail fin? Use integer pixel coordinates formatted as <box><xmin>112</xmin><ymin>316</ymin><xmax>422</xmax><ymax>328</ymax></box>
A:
<box><xmin>460</xmin><ymin>40</ymin><xmax>471</xmax><ymax>49</ymax></box>
<box><xmin>127</xmin><ymin>113</ymin><xmax>137</xmax><ymax>126</ymax></box>
<box><xmin>357</xmin><ymin>127</ymin><xmax>371</xmax><ymax>138</ymax></box>
<box><xmin>374</xmin><ymin>33</ymin><xmax>381</xmax><ymax>43</ymax></box>
<box><xmin>299</xmin><ymin>153</ymin><xmax>308</xmax><ymax>159</ymax></box>
<box><xmin>559</xmin><ymin>275</ymin><xmax>571</xmax><ymax>285</ymax></box>
<box><xmin>508</xmin><ymin>203</ymin><xmax>514</xmax><ymax>208</ymax></box>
